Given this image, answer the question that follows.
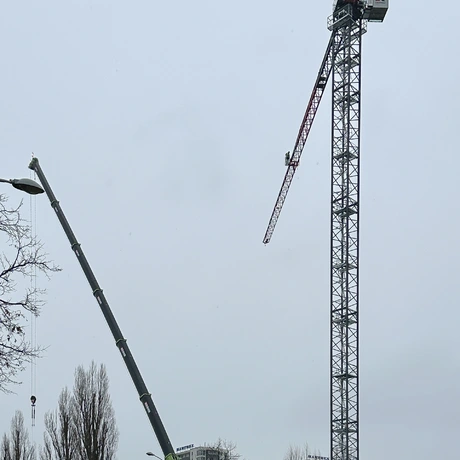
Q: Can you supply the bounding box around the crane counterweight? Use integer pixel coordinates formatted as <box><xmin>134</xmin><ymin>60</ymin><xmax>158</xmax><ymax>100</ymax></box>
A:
<box><xmin>363</xmin><ymin>0</ymin><xmax>389</xmax><ymax>22</ymax></box>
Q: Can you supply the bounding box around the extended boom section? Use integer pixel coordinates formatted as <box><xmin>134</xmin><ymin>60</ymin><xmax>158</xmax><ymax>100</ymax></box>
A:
<box><xmin>262</xmin><ymin>31</ymin><xmax>338</xmax><ymax>245</ymax></box>
<box><xmin>329</xmin><ymin>5</ymin><xmax>363</xmax><ymax>460</ymax></box>
<box><xmin>29</xmin><ymin>157</ymin><xmax>177</xmax><ymax>460</ymax></box>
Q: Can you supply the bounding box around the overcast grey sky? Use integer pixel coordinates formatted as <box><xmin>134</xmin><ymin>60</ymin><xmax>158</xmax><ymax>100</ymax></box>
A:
<box><xmin>1</xmin><ymin>1</ymin><xmax>459</xmax><ymax>459</ymax></box>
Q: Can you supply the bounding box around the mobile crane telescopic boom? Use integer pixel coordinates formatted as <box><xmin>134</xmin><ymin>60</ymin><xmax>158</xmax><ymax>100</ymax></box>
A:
<box><xmin>29</xmin><ymin>157</ymin><xmax>177</xmax><ymax>460</ymax></box>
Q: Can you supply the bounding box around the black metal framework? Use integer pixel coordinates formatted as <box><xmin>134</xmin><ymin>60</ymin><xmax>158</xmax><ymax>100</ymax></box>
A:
<box><xmin>29</xmin><ymin>157</ymin><xmax>177</xmax><ymax>460</ymax></box>
<box><xmin>329</xmin><ymin>6</ymin><xmax>363</xmax><ymax>460</ymax></box>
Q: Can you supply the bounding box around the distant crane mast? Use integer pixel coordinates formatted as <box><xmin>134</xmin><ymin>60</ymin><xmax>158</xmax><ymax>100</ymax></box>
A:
<box><xmin>262</xmin><ymin>2</ymin><xmax>388</xmax><ymax>460</ymax></box>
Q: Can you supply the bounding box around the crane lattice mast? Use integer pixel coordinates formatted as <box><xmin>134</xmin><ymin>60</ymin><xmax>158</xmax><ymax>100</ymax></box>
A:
<box><xmin>262</xmin><ymin>2</ymin><xmax>388</xmax><ymax>460</ymax></box>
<box><xmin>328</xmin><ymin>5</ymin><xmax>363</xmax><ymax>460</ymax></box>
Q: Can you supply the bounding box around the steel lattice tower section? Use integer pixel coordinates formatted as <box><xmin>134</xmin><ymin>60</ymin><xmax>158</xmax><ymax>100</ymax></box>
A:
<box><xmin>262</xmin><ymin>3</ymin><xmax>388</xmax><ymax>460</ymax></box>
<box><xmin>329</xmin><ymin>6</ymin><xmax>364</xmax><ymax>460</ymax></box>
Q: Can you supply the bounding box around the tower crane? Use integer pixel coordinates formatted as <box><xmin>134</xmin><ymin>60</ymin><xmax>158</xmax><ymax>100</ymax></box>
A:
<box><xmin>262</xmin><ymin>2</ymin><xmax>388</xmax><ymax>460</ymax></box>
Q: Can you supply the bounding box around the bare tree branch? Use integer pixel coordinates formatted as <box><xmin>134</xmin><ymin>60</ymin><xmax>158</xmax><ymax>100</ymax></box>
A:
<box><xmin>0</xmin><ymin>194</ymin><xmax>60</xmax><ymax>393</ymax></box>
<box><xmin>209</xmin><ymin>438</ymin><xmax>242</xmax><ymax>460</ymax></box>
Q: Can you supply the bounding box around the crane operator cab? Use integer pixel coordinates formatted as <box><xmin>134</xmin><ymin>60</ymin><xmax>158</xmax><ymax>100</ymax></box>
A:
<box><xmin>285</xmin><ymin>151</ymin><xmax>291</xmax><ymax>166</ymax></box>
<box><xmin>332</xmin><ymin>0</ymin><xmax>388</xmax><ymax>22</ymax></box>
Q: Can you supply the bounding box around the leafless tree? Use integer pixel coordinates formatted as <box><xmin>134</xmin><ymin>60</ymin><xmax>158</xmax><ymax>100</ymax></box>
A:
<box><xmin>0</xmin><ymin>194</ymin><xmax>60</xmax><ymax>393</ymax></box>
<box><xmin>285</xmin><ymin>445</ymin><xmax>303</xmax><ymax>460</ymax></box>
<box><xmin>0</xmin><ymin>411</ymin><xmax>35</xmax><ymax>460</ymax></box>
<box><xmin>283</xmin><ymin>442</ymin><xmax>324</xmax><ymax>460</ymax></box>
<box><xmin>41</xmin><ymin>388</ymin><xmax>77</xmax><ymax>460</ymax></box>
<box><xmin>73</xmin><ymin>362</ymin><xmax>118</xmax><ymax>460</ymax></box>
<box><xmin>209</xmin><ymin>439</ymin><xmax>242</xmax><ymax>460</ymax></box>
<box><xmin>1</xmin><ymin>433</ymin><xmax>12</xmax><ymax>460</ymax></box>
<box><xmin>41</xmin><ymin>362</ymin><xmax>118</xmax><ymax>460</ymax></box>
